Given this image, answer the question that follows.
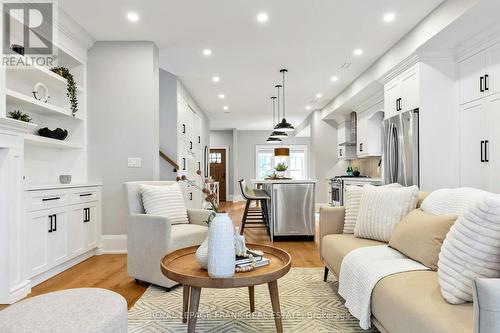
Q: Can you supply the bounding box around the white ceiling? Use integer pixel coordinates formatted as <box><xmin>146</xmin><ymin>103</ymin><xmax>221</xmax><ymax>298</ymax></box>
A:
<box><xmin>60</xmin><ymin>0</ymin><xmax>443</xmax><ymax>130</ymax></box>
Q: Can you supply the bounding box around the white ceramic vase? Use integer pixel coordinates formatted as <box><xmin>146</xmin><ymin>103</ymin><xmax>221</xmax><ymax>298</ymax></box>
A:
<box><xmin>207</xmin><ymin>213</ymin><xmax>236</xmax><ymax>278</ymax></box>
<box><xmin>195</xmin><ymin>236</ymin><xmax>209</xmax><ymax>269</ymax></box>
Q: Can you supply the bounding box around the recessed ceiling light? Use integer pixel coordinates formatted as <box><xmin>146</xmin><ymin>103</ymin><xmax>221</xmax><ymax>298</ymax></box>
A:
<box><xmin>354</xmin><ymin>48</ymin><xmax>364</xmax><ymax>56</ymax></box>
<box><xmin>218</xmin><ymin>94</ymin><xmax>225</xmax><ymax>99</ymax></box>
<box><xmin>223</xmin><ymin>106</ymin><xmax>229</xmax><ymax>111</ymax></box>
<box><xmin>383</xmin><ymin>12</ymin><xmax>396</xmax><ymax>22</ymax></box>
<box><xmin>330</xmin><ymin>76</ymin><xmax>339</xmax><ymax>82</ymax></box>
<box><xmin>257</xmin><ymin>12</ymin><xmax>269</xmax><ymax>23</ymax></box>
<box><xmin>316</xmin><ymin>93</ymin><xmax>323</xmax><ymax>98</ymax></box>
<box><xmin>203</xmin><ymin>49</ymin><xmax>212</xmax><ymax>56</ymax></box>
<box><xmin>127</xmin><ymin>12</ymin><xmax>139</xmax><ymax>22</ymax></box>
<box><xmin>212</xmin><ymin>76</ymin><xmax>220</xmax><ymax>82</ymax></box>
<box><xmin>305</xmin><ymin>105</ymin><xmax>311</xmax><ymax>110</ymax></box>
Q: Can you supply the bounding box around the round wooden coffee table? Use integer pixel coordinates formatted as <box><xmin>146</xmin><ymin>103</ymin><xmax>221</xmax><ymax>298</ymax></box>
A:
<box><xmin>160</xmin><ymin>243</ymin><xmax>292</xmax><ymax>333</ymax></box>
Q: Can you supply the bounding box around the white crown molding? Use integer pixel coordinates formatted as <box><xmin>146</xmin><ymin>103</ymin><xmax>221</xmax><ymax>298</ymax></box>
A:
<box><xmin>454</xmin><ymin>25</ymin><xmax>500</xmax><ymax>62</ymax></box>
<box><xmin>352</xmin><ymin>90</ymin><xmax>384</xmax><ymax>113</ymax></box>
<box><xmin>57</xmin><ymin>7</ymin><xmax>95</xmax><ymax>50</ymax></box>
<box><xmin>378</xmin><ymin>53</ymin><xmax>420</xmax><ymax>85</ymax></box>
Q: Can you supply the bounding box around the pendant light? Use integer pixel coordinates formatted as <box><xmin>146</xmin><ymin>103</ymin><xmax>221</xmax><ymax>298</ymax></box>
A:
<box><xmin>274</xmin><ymin>69</ymin><xmax>294</xmax><ymax>132</ymax></box>
<box><xmin>266</xmin><ymin>96</ymin><xmax>282</xmax><ymax>143</ymax></box>
<box><xmin>274</xmin><ymin>147</ymin><xmax>290</xmax><ymax>157</ymax></box>
<box><xmin>269</xmin><ymin>85</ymin><xmax>287</xmax><ymax>138</ymax></box>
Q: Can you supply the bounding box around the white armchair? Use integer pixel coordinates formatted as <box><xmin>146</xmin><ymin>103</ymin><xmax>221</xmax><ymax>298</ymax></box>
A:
<box><xmin>124</xmin><ymin>181</ymin><xmax>210</xmax><ymax>289</ymax></box>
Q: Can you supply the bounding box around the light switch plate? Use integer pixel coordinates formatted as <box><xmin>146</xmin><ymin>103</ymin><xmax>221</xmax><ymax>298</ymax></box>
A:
<box><xmin>128</xmin><ymin>157</ymin><xmax>142</xmax><ymax>168</ymax></box>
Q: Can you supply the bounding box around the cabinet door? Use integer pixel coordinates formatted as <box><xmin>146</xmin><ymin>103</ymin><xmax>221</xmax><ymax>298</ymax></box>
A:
<box><xmin>384</xmin><ymin>80</ymin><xmax>400</xmax><ymax>119</ymax></box>
<box><xmin>459</xmin><ymin>101</ymin><xmax>489</xmax><ymax>189</ymax></box>
<box><xmin>26</xmin><ymin>211</ymin><xmax>51</xmax><ymax>277</ymax></box>
<box><xmin>357</xmin><ymin>112</ymin><xmax>367</xmax><ymax>155</ymax></box>
<box><xmin>486</xmin><ymin>93</ymin><xmax>500</xmax><ymax>193</ymax></box>
<box><xmin>459</xmin><ymin>51</ymin><xmax>485</xmax><ymax>105</ymax></box>
<box><xmin>400</xmin><ymin>67</ymin><xmax>419</xmax><ymax>111</ymax></box>
<box><xmin>83</xmin><ymin>203</ymin><xmax>99</xmax><ymax>250</ymax></box>
<box><xmin>485</xmin><ymin>42</ymin><xmax>500</xmax><ymax>97</ymax></box>
<box><xmin>338</xmin><ymin>146</ymin><xmax>344</xmax><ymax>159</ymax></box>
<box><xmin>337</xmin><ymin>122</ymin><xmax>346</xmax><ymax>144</ymax></box>
<box><xmin>49</xmin><ymin>209</ymin><xmax>69</xmax><ymax>267</ymax></box>
<box><xmin>68</xmin><ymin>205</ymin><xmax>85</xmax><ymax>257</ymax></box>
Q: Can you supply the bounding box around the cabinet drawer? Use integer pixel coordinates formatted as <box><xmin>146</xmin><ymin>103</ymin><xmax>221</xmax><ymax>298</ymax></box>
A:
<box><xmin>71</xmin><ymin>187</ymin><xmax>101</xmax><ymax>204</ymax></box>
<box><xmin>26</xmin><ymin>190</ymin><xmax>70</xmax><ymax>212</ymax></box>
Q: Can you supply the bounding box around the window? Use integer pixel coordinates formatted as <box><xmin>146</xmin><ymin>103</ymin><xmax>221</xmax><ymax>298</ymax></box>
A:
<box><xmin>210</xmin><ymin>152</ymin><xmax>222</xmax><ymax>163</ymax></box>
<box><xmin>255</xmin><ymin>145</ymin><xmax>308</xmax><ymax>179</ymax></box>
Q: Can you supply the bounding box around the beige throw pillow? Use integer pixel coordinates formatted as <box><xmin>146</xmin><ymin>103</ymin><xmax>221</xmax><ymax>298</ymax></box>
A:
<box><xmin>140</xmin><ymin>183</ymin><xmax>189</xmax><ymax>224</ymax></box>
<box><xmin>389</xmin><ymin>209</ymin><xmax>457</xmax><ymax>270</ymax></box>
<box><xmin>354</xmin><ymin>185</ymin><xmax>419</xmax><ymax>242</ymax></box>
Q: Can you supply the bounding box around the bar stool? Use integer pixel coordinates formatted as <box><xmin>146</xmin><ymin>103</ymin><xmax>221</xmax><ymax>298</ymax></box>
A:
<box><xmin>238</xmin><ymin>179</ymin><xmax>271</xmax><ymax>237</ymax></box>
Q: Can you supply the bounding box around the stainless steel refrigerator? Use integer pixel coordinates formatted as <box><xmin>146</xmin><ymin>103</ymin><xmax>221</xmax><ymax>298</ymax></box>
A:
<box><xmin>382</xmin><ymin>109</ymin><xmax>419</xmax><ymax>186</ymax></box>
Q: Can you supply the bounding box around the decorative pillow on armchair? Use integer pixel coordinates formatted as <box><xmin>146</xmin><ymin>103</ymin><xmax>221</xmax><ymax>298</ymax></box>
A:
<box><xmin>140</xmin><ymin>183</ymin><xmax>189</xmax><ymax>224</ymax></box>
<box><xmin>438</xmin><ymin>195</ymin><xmax>500</xmax><ymax>304</ymax></box>
<box><xmin>354</xmin><ymin>185</ymin><xmax>419</xmax><ymax>242</ymax></box>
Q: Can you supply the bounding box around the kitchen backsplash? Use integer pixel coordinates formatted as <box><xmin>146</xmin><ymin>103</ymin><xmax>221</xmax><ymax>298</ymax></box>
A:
<box><xmin>350</xmin><ymin>156</ymin><xmax>382</xmax><ymax>178</ymax></box>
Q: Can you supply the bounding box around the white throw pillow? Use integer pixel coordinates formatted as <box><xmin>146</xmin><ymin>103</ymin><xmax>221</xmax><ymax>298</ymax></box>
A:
<box><xmin>438</xmin><ymin>195</ymin><xmax>500</xmax><ymax>304</ymax></box>
<box><xmin>354</xmin><ymin>185</ymin><xmax>419</xmax><ymax>242</ymax></box>
<box><xmin>421</xmin><ymin>188</ymin><xmax>493</xmax><ymax>216</ymax></box>
<box><xmin>343</xmin><ymin>183</ymin><xmax>403</xmax><ymax>234</ymax></box>
<box><xmin>140</xmin><ymin>183</ymin><xmax>189</xmax><ymax>225</ymax></box>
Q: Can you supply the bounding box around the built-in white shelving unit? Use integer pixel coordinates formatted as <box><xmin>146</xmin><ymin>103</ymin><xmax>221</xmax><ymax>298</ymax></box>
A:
<box><xmin>24</xmin><ymin>134</ymin><xmax>83</xmax><ymax>149</ymax></box>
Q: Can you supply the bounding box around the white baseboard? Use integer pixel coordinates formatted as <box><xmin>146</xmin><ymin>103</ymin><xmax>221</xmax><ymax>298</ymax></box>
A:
<box><xmin>99</xmin><ymin>234</ymin><xmax>127</xmax><ymax>254</ymax></box>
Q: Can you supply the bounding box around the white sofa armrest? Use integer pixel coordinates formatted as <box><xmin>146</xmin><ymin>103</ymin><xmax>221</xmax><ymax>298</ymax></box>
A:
<box><xmin>127</xmin><ymin>214</ymin><xmax>173</xmax><ymax>287</ymax></box>
<box><xmin>473</xmin><ymin>278</ymin><xmax>500</xmax><ymax>333</ymax></box>
<box><xmin>187</xmin><ymin>208</ymin><xmax>213</xmax><ymax>227</ymax></box>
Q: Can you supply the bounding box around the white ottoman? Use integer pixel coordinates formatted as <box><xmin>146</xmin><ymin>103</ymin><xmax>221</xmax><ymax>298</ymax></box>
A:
<box><xmin>0</xmin><ymin>288</ymin><xmax>127</xmax><ymax>333</ymax></box>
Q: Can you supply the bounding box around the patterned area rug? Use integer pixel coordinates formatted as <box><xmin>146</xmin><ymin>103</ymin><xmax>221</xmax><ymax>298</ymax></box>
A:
<box><xmin>128</xmin><ymin>268</ymin><xmax>379</xmax><ymax>332</ymax></box>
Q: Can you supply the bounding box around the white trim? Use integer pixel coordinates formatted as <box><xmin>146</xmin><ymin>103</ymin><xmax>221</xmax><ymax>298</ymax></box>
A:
<box><xmin>209</xmin><ymin>146</ymin><xmax>229</xmax><ymax>201</ymax></box>
<box><xmin>99</xmin><ymin>235</ymin><xmax>128</xmax><ymax>254</ymax></box>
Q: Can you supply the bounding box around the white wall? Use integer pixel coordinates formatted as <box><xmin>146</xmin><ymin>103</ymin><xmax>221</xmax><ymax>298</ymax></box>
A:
<box><xmin>159</xmin><ymin>69</ymin><xmax>178</xmax><ymax>180</ymax></box>
<box><xmin>88</xmin><ymin>41</ymin><xmax>159</xmax><ymax>235</ymax></box>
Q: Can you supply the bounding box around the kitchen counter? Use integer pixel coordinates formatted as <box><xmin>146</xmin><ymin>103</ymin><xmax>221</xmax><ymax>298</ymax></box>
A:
<box><xmin>252</xmin><ymin>179</ymin><xmax>316</xmax><ymax>241</ymax></box>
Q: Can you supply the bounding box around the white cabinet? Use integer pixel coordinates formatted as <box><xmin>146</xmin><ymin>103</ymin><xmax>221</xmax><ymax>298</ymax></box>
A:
<box><xmin>384</xmin><ymin>64</ymin><xmax>420</xmax><ymax>119</ymax></box>
<box><xmin>459</xmin><ymin>93</ymin><xmax>500</xmax><ymax>193</ymax></box>
<box><xmin>25</xmin><ymin>186</ymin><xmax>101</xmax><ymax>283</ymax></box>
<box><xmin>459</xmin><ymin>42</ymin><xmax>500</xmax><ymax>105</ymax></box>
<box><xmin>356</xmin><ymin>108</ymin><xmax>384</xmax><ymax>158</ymax></box>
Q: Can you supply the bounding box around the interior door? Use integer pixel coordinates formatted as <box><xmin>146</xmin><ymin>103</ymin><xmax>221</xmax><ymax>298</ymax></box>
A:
<box><xmin>209</xmin><ymin>149</ymin><xmax>226</xmax><ymax>201</ymax></box>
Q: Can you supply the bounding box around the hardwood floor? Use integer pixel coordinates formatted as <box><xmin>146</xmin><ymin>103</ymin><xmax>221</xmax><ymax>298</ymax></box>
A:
<box><xmin>2</xmin><ymin>201</ymin><xmax>321</xmax><ymax>310</ymax></box>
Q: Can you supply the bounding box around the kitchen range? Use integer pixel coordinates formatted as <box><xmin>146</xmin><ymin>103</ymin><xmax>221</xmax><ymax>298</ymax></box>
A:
<box><xmin>328</xmin><ymin>175</ymin><xmax>383</xmax><ymax>206</ymax></box>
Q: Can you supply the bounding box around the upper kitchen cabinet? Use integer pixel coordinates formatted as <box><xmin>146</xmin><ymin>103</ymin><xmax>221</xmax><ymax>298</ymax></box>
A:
<box><xmin>459</xmin><ymin>41</ymin><xmax>500</xmax><ymax>105</ymax></box>
<box><xmin>355</xmin><ymin>103</ymin><xmax>384</xmax><ymax>158</ymax></box>
<box><xmin>337</xmin><ymin>116</ymin><xmax>356</xmax><ymax>160</ymax></box>
<box><xmin>384</xmin><ymin>64</ymin><xmax>420</xmax><ymax>119</ymax></box>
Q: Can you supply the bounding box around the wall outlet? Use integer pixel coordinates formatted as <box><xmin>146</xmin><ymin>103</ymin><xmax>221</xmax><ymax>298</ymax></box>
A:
<box><xmin>128</xmin><ymin>157</ymin><xmax>142</xmax><ymax>168</ymax></box>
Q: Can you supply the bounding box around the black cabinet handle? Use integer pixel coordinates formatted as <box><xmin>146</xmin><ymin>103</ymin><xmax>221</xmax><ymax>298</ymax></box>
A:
<box><xmin>79</xmin><ymin>193</ymin><xmax>92</xmax><ymax>197</ymax></box>
<box><xmin>48</xmin><ymin>215</ymin><xmax>53</xmax><ymax>233</ymax></box>
<box><xmin>480</xmin><ymin>76</ymin><xmax>485</xmax><ymax>92</ymax></box>
<box><xmin>481</xmin><ymin>141</ymin><xmax>485</xmax><ymax>162</ymax></box>
<box><xmin>189</xmin><ymin>192</ymin><xmax>193</xmax><ymax>201</ymax></box>
<box><xmin>485</xmin><ymin>74</ymin><xmax>489</xmax><ymax>91</ymax></box>
<box><xmin>182</xmin><ymin>158</ymin><xmax>186</xmax><ymax>170</ymax></box>
<box><xmin>182</xmin><ymin>124</ymin><xmax>186</xmax><ymax>134</ymax></box>
<box><xmin>198</xmin><ymin>162</ymin><xmax>201</xmax><ymax>170</ymax></box>
<box><xmin>360</xmin><ymin>143</ymin><xmax>364</xmax><ymax>152</ymax></box>
<box><xmin>190</xmin><ymin>141</ymin><xmax>193</xmax><ymax>149</ymax></box>
<box><xmin>340</xmin><ymin>148</ymin><xmax>343</xmax><ymax>157</ymax></box>
<box><xmin>198</xmin><ymin>136</ymin><xmax>201</xmax><ymax>143</ymax></box>
<box><xmin>42</xmin><ymin>197</ymin><xmax>60</xmax><ymax>202</ymax></box>
<box><xmin>485</xmin><ymin>140</ymin><xmax>489</xmax><ymax>162</ymax></box>
<box><xmin>83</xmin><ymin>208</ymin><xmax>90</xmax><ymax>223</ymax></box>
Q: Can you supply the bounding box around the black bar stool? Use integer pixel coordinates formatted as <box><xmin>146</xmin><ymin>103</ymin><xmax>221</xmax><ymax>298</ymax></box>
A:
<box><xmin>238</xmin><ymin>179</ymin><xmax>271</xmax><ymax>237</ymax></box>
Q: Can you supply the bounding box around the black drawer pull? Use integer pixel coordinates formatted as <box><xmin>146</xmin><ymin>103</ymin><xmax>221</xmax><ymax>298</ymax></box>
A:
<box><xmin>42</xmin><ymin>197</ymin><xmax>60</xmax><ymax>202</ymax></box>
<box><xmin>52</xmin><ymin>214</ymin><xmax>57</xmax><ymax>232</ymax></box>
<box><xmin>80</xmin><ymin>193</ymin><xmax>92</xmax><ymax>197</ymax></box>
<box><xmin>48</xmin><ymin>215</ymin><xmax>53</xmax><ymax>233</ymax></box>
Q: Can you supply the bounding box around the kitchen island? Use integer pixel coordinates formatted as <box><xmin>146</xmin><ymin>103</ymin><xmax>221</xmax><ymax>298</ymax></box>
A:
<box><xmin>251</xmin><ymin>179</ymin><xmax>317</xmax><ymax>241</ymax></box>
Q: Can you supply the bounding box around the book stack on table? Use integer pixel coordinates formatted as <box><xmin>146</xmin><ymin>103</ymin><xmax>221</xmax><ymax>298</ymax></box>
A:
<box><xmin>235</xmin><ymin>249</ymin><xmax>271</xmax><ymax>270</ymax></box>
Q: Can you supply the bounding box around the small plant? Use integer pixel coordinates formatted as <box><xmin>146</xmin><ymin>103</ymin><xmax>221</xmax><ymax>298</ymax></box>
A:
<box><xmin>177</xmin><ymin>170</ymin><xmax>222</xmax><ymax>224</ymax></box>
<box><xmin>51</xmin><ymin>66</ymin><xmax>78</xmax><ymax>116</ymax></box>
<box><xmin>8</xmin><ymin>110</ymin><xmax>31</xmax><ymax>123</ymax></box>
<box><xmin>275</xmin><ymin>163</ymin><xmax>288</xmax><ymax>172</ymax></box>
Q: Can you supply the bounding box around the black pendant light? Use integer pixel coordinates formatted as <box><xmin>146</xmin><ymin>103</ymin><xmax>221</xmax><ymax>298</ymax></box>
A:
<box><xmin>274</xmin><ymin>69</ymin><xmax>294</xmax><ymax>132</ymax></box>
<box><xmin>266</xmin><ymin>96</ymin><xmax>282</xmax><ymax>143</ymax></box>
<box><xmin>270</xmin><ymin>85</ymin><xmax>287</xmax><ymax>138</ymax></box>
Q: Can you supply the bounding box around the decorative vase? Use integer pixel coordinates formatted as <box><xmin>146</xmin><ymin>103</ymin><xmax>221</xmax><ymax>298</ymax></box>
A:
<box><xmin>207</xmin><ymin>213</ymin><xmax>236</xmax><ymax>278</ymax></box>
<box><xmin>195</xmin><ymin>235</ymin><xmax>209</xmax><ymax>269</ymax></box>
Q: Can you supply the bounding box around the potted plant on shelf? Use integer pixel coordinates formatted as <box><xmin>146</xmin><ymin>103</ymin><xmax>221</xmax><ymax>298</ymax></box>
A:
<box><xmin>50</xmin><ymin>66</ymin><xmax>78</xmax><ymax>116</ymax></box>
<box><xmin>177</xmin><ymin>171</ymin><xmax>235</xmax><ymax>277</ymax></box>
<box><xmin>8</xmin><ymin>110</ymin><xmax>31</xmax><ymax>123</ymax></box>
<box><xmin>275</xmin><ymin>162</ymin><xmax>288</xmax><ymax>178</ymax></box>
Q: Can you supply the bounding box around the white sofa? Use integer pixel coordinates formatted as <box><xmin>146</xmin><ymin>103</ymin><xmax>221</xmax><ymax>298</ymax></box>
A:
<box><xmin>124</xmin><ymin>181</ymin><xmax>210</xmax><ymax>289</ymax></box>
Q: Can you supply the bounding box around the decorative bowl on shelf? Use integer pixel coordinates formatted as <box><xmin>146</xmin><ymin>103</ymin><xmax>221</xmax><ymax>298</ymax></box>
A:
<box><xmin>59</xmin><ymin>175</ymin><xmax>72</xmax><ymax>184</ymax></box>
<box><xmin>38</xmin><ymin>127</ymin><xmax>68</xmax><ymax>140</ymax></box>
